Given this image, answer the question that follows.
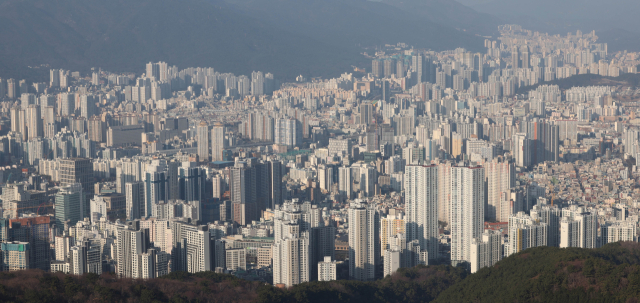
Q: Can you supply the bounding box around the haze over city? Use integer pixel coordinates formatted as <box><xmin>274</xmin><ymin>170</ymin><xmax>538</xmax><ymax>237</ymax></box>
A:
<box><xmin>0</xmin><ymin>0</ymin><xmax>639</xmax><ymax>302</ymax></box>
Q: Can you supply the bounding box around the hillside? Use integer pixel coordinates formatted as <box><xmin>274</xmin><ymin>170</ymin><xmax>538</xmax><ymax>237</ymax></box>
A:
<box><xmin>435</xmin><ymin>242</ymin><xmax>640</xmax><ymax>302</ymax></box>
<box><xmin>257</xmin><ymin>265</ymin><xmax>468</xmax><ymax>303</ymax></box>
<box><xmin>0</xmin><ymin>0</ymin><xmax>366</xmax><ymax>82</ymax></box>
<box><xmin>3</xmin><ymin>244</ymin><xmax>640</xmax><ymax>302</ymax></box>
<box><xmin>0</xmin><ymin>265</ymin><xmax>467</xmax><ymax>303</ymax></box>
<box><xmin>223</xmin><ymin>0</ymin><xmax>485</xmax><ymax>53</ymax></box>
<box><xmin>379</xmin><ymin>0</ymin><xmax>501</xmax><ymax>37</ymax></box>
<box><xmin>0</xmin><ymin>271</ymin><xmax>261</xmax><ymax>302</ymax></box>
<box><xmin>0</xmin><ymin>0</ymin><xmax>486</xmax><ymax>82</ymax></box>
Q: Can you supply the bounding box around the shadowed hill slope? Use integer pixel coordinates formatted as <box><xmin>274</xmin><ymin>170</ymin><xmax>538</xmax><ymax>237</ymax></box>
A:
<box><xmin>1</xmin><ymin>243</ymin><xmax>640</xmax><ymax>302</ymax></box>
<box><xmin>0</xmin><ymin>0</ymin><xmax>487</xmax><ymax>82</ymax></box>
<box><xmin>435</xmin><ymin>242</ymin><xmax>640</xmax><ymax>303</ymax></box>
<box><xmin>0</xmin><ymin>0</ymin><xmax>365</xmax><ymax>81</ymax></box>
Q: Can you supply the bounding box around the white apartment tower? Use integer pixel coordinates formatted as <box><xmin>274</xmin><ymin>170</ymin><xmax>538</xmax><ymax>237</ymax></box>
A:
<box><xmin>437</xmin><ymin>161</ymin><xmax>452</xmax><ymax>224</ymax></box>
<box><xmin>601</xmin><ymin>222</ymin><xmax>636</xmax><ymax>245</ymax></box>
<box><xmin>196</xmin><ymin>122</ymin><xmax>210</xmax><ymax>162</ymax></box>
<box><xmin>507</xmin><ymin>212</ymin><xmax>548</xmax><ymax>256</ymax></box>
<box><xmin>348</xmin><ymin>201</ymin><xmax>380</xmax><ymax>281</ymax></box>
<box><xmin>338</xmin><ymin>166</ymin><xmax>351</xmax><ymax>201</ymax></box>
<box><xmin>69</xmin><ymin>246</ymin><xmax>85</xmax><ymax>275</ymax></box>
<box><xmin>116</xmin><ymin>228</ymin><xmax>144</xmax><ymax>278</ymax></box>
<box><xmin>26</xmin><ymin>105</ymin><xmax>43</xmax><ymax>139</ymax></box>
<box><xmin>450</xmin><ymin>165</ymin><xmax>485</xmax><ymax>266</ymax></box>
<box><xmin>226</xmin><ymin>249</ymin><xmax>247</xmax><ymax>271</ymax></box>
<box><xmin>404</xmin><ymin>165</ymin><xmax>438</xmax><ymax>260</ymax></box>
<box><xmin>512</xmin><ymin>133</ymin><xmax>531</xmax><ymax>168</ymax></box>
<box><xmin>318</xmin><ymin>256</ymin><xmax>338</xmax><ymax>281</ymax></box>
<box><xmin>144</xmin><ymin>161</ymin><xmax>170</xmax><ymax>218</ymax></box>
<box><xmin>383</xmin><ymin>247</ymin><xmax>401</xmax><ymax>277</ymax></box>
<box><xmin>273</xmin><ymin>231</ymin><xmax>310</xmax><ymax>287</ymax></box>
<box><xmin>485</xmin><ymin>158</ymin><xmax>515</xmax><ymax>222</ymax></box>
<box><xmin>560</xmin><ymin>206</ymin><xmax>597</xmax><ymax>249</ymax></box>
<box><xmin>317</xmin><ymin>164</ymin><xmax>334</xmax><ymax>192</ymax></box>
<box><xmin>470</xmin><ymin>229</ymin><xmax>503</xmax><ymax>273</ymax></box>
<box><xmin>275</xmin><ymin>118</ymin><xmax>300</xmax><ymax>147</ymax></box>
<box><xmin>383</xmin><ymin>233</ymin><xmax>414</xmax><ymax>277</ymax></box>
<box><xmin>351</xmin><ymin>162</ymin><xmax>376</xmax><ymax>197</ymax></box>
<box><xmin>381</xmin><ymin>213</ymin><xmax>405</xmax><ymax>251</ymax></box>
<box><xmin>272</xmin><ymin>201</ymin><xmax>312</xmax><ymax>288</ymax></box>
<box><xmin>273</xmin><ymin>199</ymin><xmax>335</xmax><ymax>285</ymax></box>
<box><xmin>211</xmin><ymin>123</ymin><xmax>227</xmax><ymax>161</ymax></box>
<box><xmin>530</xmin><ymin>203</ymin><xmax>561</xmax><ymax>247</ymax></box>
<box><xmin>273</xmin><ymin>200</ymin><xmax>334</xmax><ymax>284</ymax></box>
<box><xmin>55</xmin><ymin>235</ymin><xmax>71</xmax><ymax>261</ymax></box>
<box><xmin>170</xmin><ymin>221</ymin><xmax>211</xmax><ymax>273</ymax></box>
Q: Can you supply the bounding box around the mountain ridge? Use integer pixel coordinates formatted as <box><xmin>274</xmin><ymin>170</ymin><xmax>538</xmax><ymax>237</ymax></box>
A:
<box><xmin>0</xmin><ymin>0</ymin><xmax>486</xmax><ymax>82</ymax></box>
<box><xmin>0</xmin><ymin>0</ymin><xmax>366</xmax><ymax>81</ymax></box>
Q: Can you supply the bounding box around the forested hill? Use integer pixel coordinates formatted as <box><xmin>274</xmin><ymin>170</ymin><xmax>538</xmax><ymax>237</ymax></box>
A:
<box><xmin>434</xmin><ymin>242</ymin><xmax>640</xmax><ymax>303</ymax></box>
<box><xmin>0</xmin><ymin>0</ymin><xmax>485</xmax><ymax>82</ymax></box>
<box><xmin>2</xmin><ymin>243</ymin><xmax>640</xmax><ymax>302</ymax></box>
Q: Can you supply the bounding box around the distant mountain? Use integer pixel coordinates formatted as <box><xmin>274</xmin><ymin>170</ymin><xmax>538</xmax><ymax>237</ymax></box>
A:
<box><xmin>222</xmin><ymin>0</ymin><xmax>486</xmax><ymax>52</ymax></box>
<box><xmin>0</xmin><ymin>0</ymin><xmax>488</xmax><ymax>82</ymax></box>
<box><xmin>468</xmin><ymin>0</ymin><xmax>640</xmax><ymax>37</ymax></box>
<box><xmin>0</xmin><ymin>0</ymin><xmax>366</xmax><ymax>81</ymax></box>
<box><xmin>380</xmin><ymin>0</ymin><xmax>502</xmax><ymax>37</ymax></box>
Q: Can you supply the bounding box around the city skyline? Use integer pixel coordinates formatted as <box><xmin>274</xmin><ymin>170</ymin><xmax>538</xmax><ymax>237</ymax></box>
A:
<box><xmin>0</xmin><ymin>4</ymin><xmax>639</xmax><ymax>299</ymax></box>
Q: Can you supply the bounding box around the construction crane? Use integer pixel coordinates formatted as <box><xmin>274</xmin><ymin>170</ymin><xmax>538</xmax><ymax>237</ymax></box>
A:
<box><xmin>1</xmin><ymin>204</ymin><xmax>54</xmax><ymax>216</ymax></box>
<box><xmin>36</xmin><ymin>202</ymin><xmax>54</xmax><ymax>216</ymax></box>
<box><xmin>43</xmin><ymin>149</ymin><xmax>54</xmax><ymax>160</ymax></box>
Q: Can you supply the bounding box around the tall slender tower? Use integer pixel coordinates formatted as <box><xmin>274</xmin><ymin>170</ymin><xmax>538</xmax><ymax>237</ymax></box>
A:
<box><xmin>437</xmin><ymin>161</ymin><xmax>452</xmax><ymax>224</ymax></box>
<box><xmin>484</xmin><ymin>158</ymin><xmax>515</xmax><ymax>222</ymax></box>
<box><xmin>404</xmin><ymin>165</ymin><xmax>438</xmax><ymax>260</ymax></box>
<box><xmin>348</xmin><ymin>201</ymin><xmax>379</xmax><ymax>281</ymax></box>
<box><xmin>59</xmin><ymin>158</ymin><xmax>95</xmax><ymax>218</ymax></box>
<box><xmin>211</xmin><ymin>123</ymin><xmax>226</xmax><ymax>162</ymax></box>
<box><xmin>272</xmin><ymin>200</ymin><xmax>311</xmax><ymax>287</ymax></box>
<box><xmin>269</xmin><ymin>160</ymin><xmax>284</xmax><ymax>209</ymax></box>
<box><xmin>143</xmin><ymin>160</ymin><xmax>170</xmax><ymax>217</ymax></box>
<box><xmin>50</xmin><ymin>69</ymin><xmax>60</xmax><ymax>87</ymax></box>
<box><xmin>511</xmin><ymin>46</ymin><xmax>519</xmax><ymax>68</ymax></box>
<box><xmin>338</xmin><ymin>166</ymin><xmax>351</xmax><ymax>201</ymax></box>
<box><xmin>116</xmin><ymin>228</ymin><xmax>144</xmax><ymax>278</ymax></box>
<box><xmin>26</xmin><ymin>105</ymin><xmax>43</xmax><ymax>139</ymax></box>
<box><xmin>10</xmin><ymin>107</ymin><xmax>21</xmax><ymax>134</ymax></box>
<box><xmin>125</xmin><ymin>182</ymin><xmax>144</xmax><ymax>220</ymax></box>
<box><xmin>512</xmin><ymin>133</ymin><xmax>531</xmax><ymax>168</ymax></box>
<box><xmin>7</xmin><ymin>79</ymin><xmax>16</xmax><ymax>99</ymax></box>
<box><xmin>197</xmin><ymin>122</ymin><xmax>210</xmax><ymax>162</ymax></box>
<box><xmin>359</xmin><ymin>103</ymin><xmax>373</xmax><ymax>125</ymax></box>
<box><xmin>450</xmin><ymin>165</ymin><xmax>485</xmax><ymax>266</ymax></box>
<box><xmin>230</xmin><ymin>160</ymin><xmax>257</xmax><ymax>225</ymax></box>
